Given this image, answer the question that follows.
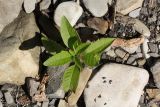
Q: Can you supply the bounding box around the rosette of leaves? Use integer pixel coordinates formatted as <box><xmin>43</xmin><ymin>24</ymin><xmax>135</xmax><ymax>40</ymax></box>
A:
<box><xmin>42</xmin><ymin>16</ymin><xmax>115</xmax><ymax>92</ymax></box>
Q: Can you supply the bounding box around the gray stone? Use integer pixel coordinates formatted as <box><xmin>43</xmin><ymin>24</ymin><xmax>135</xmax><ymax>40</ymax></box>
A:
<box><xmin>4</xmin><ymin>92</ymin><xmax>15</xmax><ymax>104</ymax></box>
<box><xmin>127</xmin><ymin>56</ymin><xmax>136</xmax><ymax>64</ymax></box>
<box><xmin>151</xmin><ymin>59</ymin><xmax>160</xmax><ymax>88</ymax></box>
<box><xmin>24</xmin><ymin>0</ymin><xmax>37</xmax><ymax>13</ymax></box>
<box><xmin>136</xmin><ymin>46</ymin><xmax>142</xmax><ymax>53</ymax></box>
<box><xmin>42</xmin><ymin>100</ymin><xmax>49</xmax><ymax>107</ymax></box>
<box><xmin>0</xmin><ymin>11</ymin><xmax>40</xmax><ymax>85</ymax></box>
<box><xmin>40</xmin><ymin>0</ymin><xmax>51</xmax><ymax>10</ymax></box>
<box><xmin>27</xmin><ymin>78</ymin><xmax>40</xmax><ymax>97</ymax></box>
<box><xmin>148</xmin><ymin>42</ymin><xmax>158</xmax><ymax>53</ymax></box>
<box><xmin>47</xmin><ymin>89</ymin><xmax>65</xmax><ymax>99</ymax></box>
<box><xmin>140</xmin><ymin>7</ymin><xmax>148</xmax><ymax>16</ymax></box>
<box><xmin>0</xmin><ymin>91</ymin><xmax>3</xmax><ymax>99</ymax></box>
<box><xmin>129</xmin><ymin>8</ymin><xmax>141</xmax><ymax>18</ymax></box>
<box><xmin>0</xmin><ymin>0</ymin><xmax>23</xmax><ymax>33</ymax></box>
<box><xmin>46</xmin><ymin>65</ymin><xmax>68</xmax><ymax>94</ymax></box>
<box><xmin>49</xmin><ymin>99</ymin><xmax>56</xmax><ymax>106</ymax></box>
<box><xmin>83</xmin><ymin>0</ymin><xmax>110</xmax><ymax>17</ymax></box>
<box><xmin>115</xmin><ymin>57</ymin><xmax>123</xmax><ymax>63</ymax></box>
<box><xmin>148</xmin><ymin>53</ymin><xmax>160</xmax><ymax>57</ymax></box>
<box><xmin>106</xmin><ymin>49</ymin><xmax>116</xmax><ymax>58</ymax></box>
<box><xmin>133</xmin><ymin>19</ymin><xmax>151</xmax><ymax>37</ymax></box>
<box><xmin>84</xmin><ymin>63</ymin><xmax>149</xmax><ymax>107</ymax></box>
<box><xmin>114</xmin><ymin>48</ymin><xmax>128</xmax><ymax>59</ymax></box>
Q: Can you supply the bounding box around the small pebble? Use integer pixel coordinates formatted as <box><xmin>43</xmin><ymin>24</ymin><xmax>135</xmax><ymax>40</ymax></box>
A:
<box><xmin>47</xmin><ymin>89</ymin><xmax>65</xmax><ymax>99</ymax></box>
<box><xmin>127</xmin><ymin>56</ymin><xmax>136</xmax><ymax>64</ymax></box>
<box><xmin>148</xmin><ymin>42</ymin><xmax>158</xmax><ymax>53</ymax></box>
<box><xmin>49</xmin><ymin>99</ymin><xmax>56</xmax><ymax>105</ymax></box>
<box><xmin>115</xmin><ymin>48</ymin><xmax>127</xmax><ymax>58</ymax></box>
<box><xmin>137</xmin><ymin>58</ymin><xmax>146</xmax><ymax>67</ymax></box>
<box><xmin>4</xmin><ymin>92</ymin><xmax>15</xmax><ymax>104</ymax></box>
<box><xmin>0</xmin><ymin>91</ymin><xmax>3</xmax><ymax>99</ymax></box>
<box><xmin>129</xmin><ymin>8</ymin><xmax>141</xmax><ymax>18</ymax></box>
<box><xmin>42</xmin><ymin>100</ymin><xmax>49</xmax><ymax>107</ymax></box>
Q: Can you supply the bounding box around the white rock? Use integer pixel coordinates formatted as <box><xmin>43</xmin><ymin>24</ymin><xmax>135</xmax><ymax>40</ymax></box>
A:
<box><xmin>83</xmin><ymin>0</ymin><xmax>109</xmax><ymax>17</ymax></box>
<box><xmin>133</xmin><ymin>19</ymin><xmax>151</xmax><ymax>37</ymax></box>
<box><xmin>116</xmin><ymin>0</ymin><xmax>143</xmax><ymax>15</ymax></box>
<box><xmin>54</xmin><ymin>1</ymin><xmax>83</xmax><ymax>26</ymax></box>
<box><xmin>84</xmin><ymin>63</ymin><xmax>149</xmax><ymax>107</ymax></box>
<box><xmin>40</xmin><ymin>0</ymin><xmax>51</xmax><ymax>10</ymax></box>
<box><xmin>24</xmin><ymin>0</ymin><xmax>37</xmax><ymax>13</ymax></box>
<box><xmin>129</xmin><ymin>8</ymin><xmax>141</xmax><ymax>18</ymax></box>
<box><xmin>142</xmin><ymin>38</ymin><xmax>150</xmax><ymax>59</ymax></box>
<box><xmin>0</xmin><ymin>0</ymin><xmax>23</xmax><ymax>33</ymax></box>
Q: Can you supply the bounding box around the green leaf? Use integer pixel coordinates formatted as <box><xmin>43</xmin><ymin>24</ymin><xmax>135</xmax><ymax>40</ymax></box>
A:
<box><xmin>43</xmin><ymin>51</ymin><xmax>72</xmax><ymax>66</ymax></box>
<box><xmin>75</xmin><ymin>42</ymin><xmax>90</xmax><ymax>54</ymax></box>
<box><xmin>62</xmin><ymin>65</ymin><xmax>80</xmax><ymax>92</ymax></box>
<box><xmin>74</xmin><ymin>57</ymin><xmax>83</xmax><ymax>70</ymax></box>
<box><xmin>41</xmin><ymin>36</ymin><xmax>64</xmax><ymax>54</ymax></box>
<box><xmin>83</xmin><ymin>53</ymin><xmax>100</xmax><ymax>67</ymax></box>
<box><xmin>60</xmin><ymin>16</ymin><xmax>81</xmax><ymax>49</ymax></box>
<box><xmin>84</xmin><ymin>38</ymin><xmax>115</xmax><ymax>55</ymax></box>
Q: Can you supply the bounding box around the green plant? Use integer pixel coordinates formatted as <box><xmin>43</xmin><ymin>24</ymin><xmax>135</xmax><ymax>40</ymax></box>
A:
<box><xmin>42</xmin><ymin>16</ymin><xmax>115</xmax><ymax>92</ymax></box>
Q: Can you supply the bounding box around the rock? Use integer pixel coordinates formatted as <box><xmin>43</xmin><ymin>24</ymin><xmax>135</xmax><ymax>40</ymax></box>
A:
<box><xmin>0</xmin><ymin>11</ymin><xmax>40</xmax><ymax>85</ymax></box>
<box><xmin>151</xmin><ymin>59</ymin><xmax>160</xmax><ymax>88</ymax></box>
<box><xmin>142</xmin><ymin>38</ymin><xmax>150</xmax><ymax>59</ymax></box>
<box><xmin>149</xmin><ymin>53</ymin><xmax>160</xmax><ymax>57</ymax></box>
<box><xmin>133</xmin><ymin>19</ymin><xmax>151</xmax><ymax>37</ymax></box>
<box><xmin>116</xmin><ymin>0</ymin><xmax>143</xmax><ymax>15</ymax></box>
<box><xmin>42</xmin><ymin>100</ymin><xmax>49</xmax><ymax>107</ymax></box>
<box><xmin>148</xmin><ymin>42</ymin><xmax>158</xmax><ymax>53</ymax></box>
<box><xmin>127</xmin><ymin>56</ymin><xmax>136</xmax><ymax>64</ymax></box>
<box><xmin>27</xmin><ymin>78</ymin><xmax>40</xmax><ymax>97</ymax></box>
<box><xmin>87</xmin><ymin>18</ymin><xmax>108</xmax><ymax>34</ymax></box>
<box><xmin>122</xmin><ymin>46</ymin><xmax>139</xmax><ymax>54</ymax></box>
<box><xmin>47</xmin><ymin>88</ymin><xmax>65</xmax><ymax>99</ymax></box>
<box><xmin>0</xmin><ymin>91</ymin><xmax>3</xmax><ymax>99</ymax></box>
<box><xmin>40</xmin><ymin>0</ymin><xmax>51</xmax><ymax>10</ymax></box>
<box><xmin>84</xmin><ymin>63</ymin><xmax>149</xmax><ymax>107</ymax></box>
<box><xmin>146</xmin><ymin>89</ymin><xmax>160</xmax><ymax>99</ymax></box>
<box><xmin>0</xmin><ymin>101</ymin><xmax>3</xmax><ymax>107</ymax></box>
<box><xmin>24</xmin><ymin>0</ymin><xmax>37</xmax><ymax>13</ymax></box>
<box><xmin>4</xmin><ymin>91</ymin><xmax>15</xmax><ymax>104</ymax></box>
<box><xmin>46</xmin><ymin>65</ymin><xmax>68</xmax><ymax>94</ymax></box>
<box><xmin>114</xmin><ymin>48</ymin><xmax>128</xmax><ymax>59</ymax></box>
<box><xmin>106</xmin><ymin>49</ymin><xmax>116</xmax><ymax>58</ymax></box>
<box><xmin>129</xmin><ymin>8</ymin><xmax>141</xmax><ymax>18</ymax></box>
<box><xmin>83</xmin><ymin>0</ymin><xmax>109</xmax><ymax>17</ymax></box>
<box><xmin>49</xmin><ymin>99</ymin><xmax>56</xmax><ymax>106</ymax></box>
<box><xmin>137</xmin><ymin>58</ymin><xmax>146</xmax><ymax>67</ymax></box>
<box><xmin>0</xmin><ymin>0</ymin><xmax>23</xmax><ymax>33</ymax></box>
<box><xmin>54</xmin><ymin>1</ymin><xmax>83</xmax><ymax>26</ymax></box>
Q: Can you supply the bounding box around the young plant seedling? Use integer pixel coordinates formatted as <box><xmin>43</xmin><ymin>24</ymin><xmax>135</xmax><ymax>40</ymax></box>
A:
<box><xmin>42</xmin><ymin>16</ymin><xmax>115</xmax><ymax>92</ymax></box>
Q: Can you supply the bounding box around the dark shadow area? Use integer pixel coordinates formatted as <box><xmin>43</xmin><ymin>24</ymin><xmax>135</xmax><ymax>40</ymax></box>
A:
<box><xmin>19</xmin><ymin>32</ymin><xmax>41</xmax><ymax>50</ymax></box>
